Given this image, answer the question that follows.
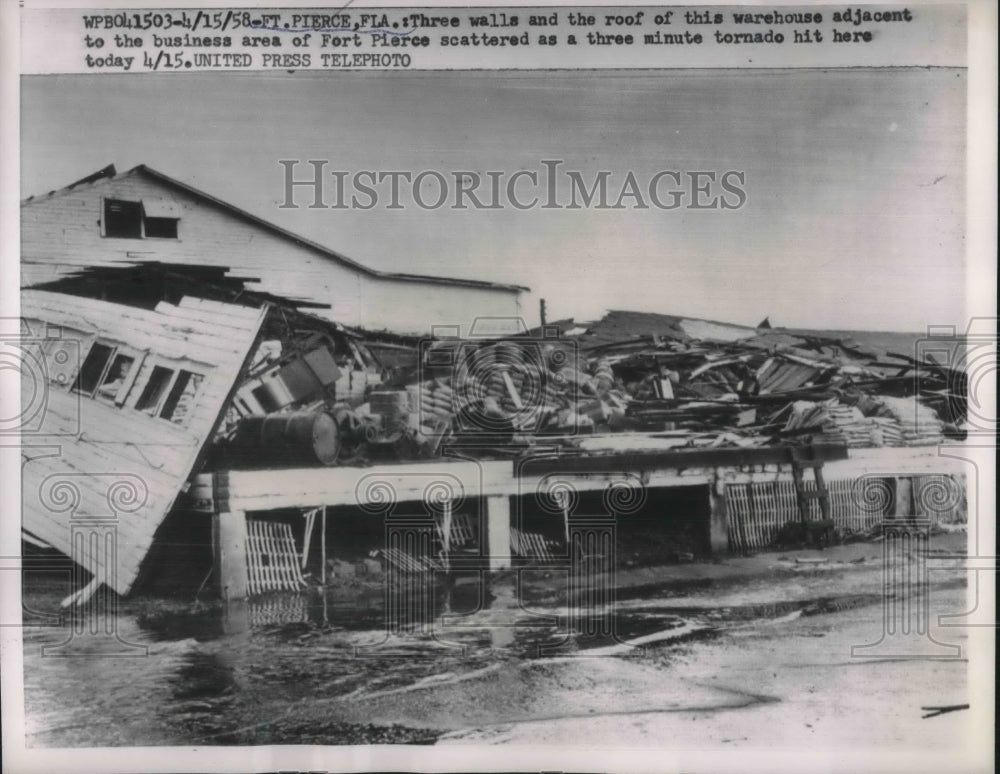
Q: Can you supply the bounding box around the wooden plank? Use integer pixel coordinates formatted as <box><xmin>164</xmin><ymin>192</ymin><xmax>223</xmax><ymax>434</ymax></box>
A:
<box><xmin>320</xmin><ymin>507</ymin><xmax>327</xmax><ymax>586</ymax></box>
<box><xmin>264</xmin><ymin>521</ymin><xmax>279</xmax><ymax>591</ymax></box>
<box><xmin>301</xmin><ymin>509</ymin><xmax>315</xmax><ymax>570</ymax></box>
<box><xmin>197</xmin><ymin>447</ymin><xmax>967</xmax><ymax>521</ymax></box>
<box><xmin>246</xmin><ymin>522</ymin><xmax>258</xmax><ymax>596</ymax></box>
<box><xmin>178</xmin><ymin>295</ymin><xmax>265</xmax><ymax>321</ymax></box>
<box><xmin>725</xmin><ymin>486</ymin><xmax>741</xmax><ymax>552</ymax></box>
<box><xmin>281</xmin><ymin>524</ymin><xmax>302</xmax><ymax>589</ymax></box>
<box><xmin>707</xmin><ymin>478</ymin><xmax>729</xmax><ymax>554</ymax></box>
<box><xmin>215</xmin><ymin>510</ymin><xmax>248</xmax><ymax>601</ymax></box>
<box><xmin>485</xmin><ymin>495</ymin><xmax>511</xmax><ymax>571</ymax></box>
<box><xmin>159</xmin><ymin>298</ymin><xmax>262</xmax><ymax>327</ymax></box>
<box><xmin>254</xmin><ymin>520</ymin><xmax>270</xmax><ymax>593</ymax></box>
<box><xmin>274</xmin><ymin>523</ymin><xmax>289</xmax><ymax>590</ymax></box>
<box><xmin>263</xmin><ymin>522</ymin><xmax>279</xmax><ymax>591</ymax></box>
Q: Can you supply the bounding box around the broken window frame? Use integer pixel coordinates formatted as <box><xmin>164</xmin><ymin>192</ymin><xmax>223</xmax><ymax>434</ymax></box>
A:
<box><xmin>158</xmin><ymin>369</ymin><xmax>205</xmax><ymax>426</ymax></box>
<box><xmin>127</xmin><ymin>359</ymin><xmax>206</xmax><ymax>427</ymax></box>
<box><xmin>94</xmin><ymin>348</ymin><xmax>143</xmax><ymax>406</ymax></box>
<box><xmin>132</xmin><ymin>364</ymin><xmax>177</xmax><ymax>417</ymax></box>
<box><xmin>70</xmin><ymin>340</ymin><xmax>129</xmax><ymax>400</ymax></box>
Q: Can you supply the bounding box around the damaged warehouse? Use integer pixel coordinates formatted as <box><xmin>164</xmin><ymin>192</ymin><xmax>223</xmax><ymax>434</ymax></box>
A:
<box><xmin>18</xmin><ymin>165</ymin><xmax>969</xmax><ymax>608</ymax></box>
<box><xmin>20</xmin><ymin>260</ymin><xmax>968</xmax><ymax>605</ymax></box>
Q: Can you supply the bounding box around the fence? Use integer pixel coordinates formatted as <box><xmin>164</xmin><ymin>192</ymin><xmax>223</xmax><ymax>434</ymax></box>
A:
<box><xmin>246</xmin><ymin>518</ymin><xmax>308</xmax><ymax>595</ymax></box>
<box><xmin>725</xmin><ymin>475</ymin><xmax>966</xmax><ymax>553</ymax></box>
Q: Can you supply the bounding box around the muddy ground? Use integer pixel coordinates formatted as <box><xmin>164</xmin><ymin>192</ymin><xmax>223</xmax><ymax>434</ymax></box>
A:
<box><xmin>20</xmin><ymin>534</ymin><xmax>972</xmax><ymax>749</ymax></box>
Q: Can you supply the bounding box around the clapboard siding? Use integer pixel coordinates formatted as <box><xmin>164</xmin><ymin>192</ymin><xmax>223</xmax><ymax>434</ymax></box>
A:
<box><xmin>21</xmin><ymin>168</ymin><xmax>523</xmax><ymax>334</ymax></box>
<box><xmin>20</xmin><ymin>290</ymin><xmax>264</xmax><ymax>594</ymax></box>
<box><xmin>24</xmin><ymin>292</ymin><xmax>252</xmax><ymax>365</ymax></box>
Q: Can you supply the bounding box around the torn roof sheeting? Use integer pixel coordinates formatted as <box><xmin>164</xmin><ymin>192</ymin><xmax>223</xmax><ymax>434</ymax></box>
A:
<box><xmin>20</xmin><ymin>290</ymin><xmax>265</xmax><ymax>595</ymax></box>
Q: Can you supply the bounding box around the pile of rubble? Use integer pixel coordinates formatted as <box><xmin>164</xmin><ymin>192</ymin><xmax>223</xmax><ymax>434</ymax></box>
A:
<box><xmin>213</xmin><ymin>315</ymin><xmax>966</xmax><ymax>467</ymax></box>
<box><xmin>41</xmin><ymin>263</ymin><xmax>963</xmax><ymax>469</ymax></box>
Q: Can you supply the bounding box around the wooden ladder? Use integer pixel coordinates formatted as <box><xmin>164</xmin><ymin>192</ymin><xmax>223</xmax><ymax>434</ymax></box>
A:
<box><xmin>790</xmin><ymin>451</ymin><xmax>831</xmax><ymax>523</ymax></box>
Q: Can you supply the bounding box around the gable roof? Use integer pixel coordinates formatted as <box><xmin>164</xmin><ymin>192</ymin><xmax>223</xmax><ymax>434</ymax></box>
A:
<box><xmin>22</xmin><ymin>164</ymin><xmax>530</xmax><ymax>294</ymax></box>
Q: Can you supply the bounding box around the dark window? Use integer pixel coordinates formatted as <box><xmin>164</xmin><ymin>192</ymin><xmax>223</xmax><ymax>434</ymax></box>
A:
<box><xmin>72</xmin><ymin>342</ymin><xmax>114</xmax><ymax>395</ymax></box>
<box><xmin>95</xmin><ymin>353</ymin><xmax>136</xmax><ymax>404</ymax></box>
<box><xmin>160</xmin><ymin>370</ymin><xmax>203</xmax><ymax>424</ymax></box>
<box><xmin>136</xmin><ymin>366</ymin><xmax>174</xmax><ymax>414</ymax></box>
<box><xmin>103</xmin><ymin>199</ymin><xmax>143</xmax><ymax>239</ymax></box>
<box><xmin>144</xmin><ymin>217</ymin><xmax>178</xmax><ymax>239</ymax></box>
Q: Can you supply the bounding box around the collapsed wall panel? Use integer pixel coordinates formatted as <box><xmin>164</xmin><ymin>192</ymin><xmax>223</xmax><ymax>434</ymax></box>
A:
<box><xmin>20</xmin><ymin>290</ymin><xmax>265</xmax><ymax>595</ymax></box>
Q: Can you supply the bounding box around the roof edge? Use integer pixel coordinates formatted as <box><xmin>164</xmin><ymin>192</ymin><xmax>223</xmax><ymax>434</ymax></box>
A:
<box><xmin>23</xmin><ymin>163</ymin><xmax>529</xmax><ymax>294</ymax></box>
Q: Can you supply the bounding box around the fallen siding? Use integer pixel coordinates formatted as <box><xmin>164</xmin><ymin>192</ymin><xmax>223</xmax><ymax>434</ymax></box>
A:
<box><xmin>20</xmin><ymin>290</ymin><xmax>265</xmax><ymax>595</ymax></box>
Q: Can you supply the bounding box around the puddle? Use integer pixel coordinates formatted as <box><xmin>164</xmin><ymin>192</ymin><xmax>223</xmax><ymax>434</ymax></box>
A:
<box><xmin>20</xmin><ymin>573</ymin><xmax>897</xmax><ymax>747</ymax></box>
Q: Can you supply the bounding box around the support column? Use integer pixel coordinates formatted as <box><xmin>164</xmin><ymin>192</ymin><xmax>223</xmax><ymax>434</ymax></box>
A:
<box><xmin>707</xmin><ymin>475</ymin><xmax>730</xmax><ymax>554</ymax></box>
<box><xmin>214</xmin><ymin>509</ymin><xmax>249</xmax><ymax>601</ymax></box>
<box><xmin>485</xmin><ymin>495</ymin><xmax>512</xmax><ymax>572</ymax></box>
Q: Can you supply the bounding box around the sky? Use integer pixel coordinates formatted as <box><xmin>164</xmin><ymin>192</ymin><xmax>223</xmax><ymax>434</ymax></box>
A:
<box><xmin>21</xmin><ymin>68</ymin><xmax>965</xmax><ymax>332</ymax></box>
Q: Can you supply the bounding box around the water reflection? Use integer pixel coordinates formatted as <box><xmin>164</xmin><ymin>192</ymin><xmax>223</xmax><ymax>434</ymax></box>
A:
<box><xmin>27</xmin><ymin>572</ymin><xmax>810</xmax><ymax>747</ymax></box>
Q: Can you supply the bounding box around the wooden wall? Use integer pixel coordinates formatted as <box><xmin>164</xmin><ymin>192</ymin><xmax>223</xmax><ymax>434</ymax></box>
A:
<box><xmin>21</xmin><ymin>170</ymin><xmax>523</xmax><ymax>334</ymax></box>
<box><xmin>20</xmin><ymin>290</ymin><xmax>264</xmax><ymax>594</ymax></box>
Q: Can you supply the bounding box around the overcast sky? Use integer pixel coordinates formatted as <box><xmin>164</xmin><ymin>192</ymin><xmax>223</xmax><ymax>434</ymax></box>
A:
<box><xmin>21</xmin><ymin>68</ymin><xmax>965</xmax><ymax>332</ymax></box>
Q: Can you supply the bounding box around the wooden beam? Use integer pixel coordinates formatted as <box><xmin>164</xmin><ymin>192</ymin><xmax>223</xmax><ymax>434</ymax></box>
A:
<box><xmin>60</xmin><ymin>577</ymin><xmax>101</xmax><ymax>609</ymax></box>
<box><xmin>707</xmin><ymin>475</ymin><xmax>729</xmax><ymax>554</ymax></box>
<box><xmin>518</xmin><ymin>443</ymin><xmax>850</xmax><ymax>476</ymax></box>
<box><xmin>214</xmin><ymin>510</ymin><xmax>248</xmax><ymax>601</ymax></box>
<box><xmin>301</xmin><ymin>508</ymin><xmax>316</xmax><ymax>570</ymax></box>
<box><xmin>191</xmin><ymin>447</ymin><xmax>966</xmax><ymax>515</ymax></box>
<box><xmin>320</xmin><ymin>507</ymin><xmax>327</xmax><ymax>587</ymax></box>
<box><xmin>485</xmin><ymin>495</ymin><xmax>512</xmax><ymax>572</ymax></box>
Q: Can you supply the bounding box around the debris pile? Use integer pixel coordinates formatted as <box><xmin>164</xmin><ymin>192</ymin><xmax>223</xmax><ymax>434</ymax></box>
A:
<box><xmin>40</xmin><ymin>263</ymin><xmax>963</xmax><ymax>469</ymax></box>
<box><xmin>213</xmin><ymin>313</ymin><xmax>966</xmax><ymax>467</ymax></box>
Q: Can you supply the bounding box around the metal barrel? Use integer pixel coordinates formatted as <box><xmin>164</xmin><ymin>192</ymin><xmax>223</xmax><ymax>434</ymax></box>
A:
<box><xmin>232</xmin><ymin>410</ymin><xmax>341</xmax><ymax>466</ymax></box>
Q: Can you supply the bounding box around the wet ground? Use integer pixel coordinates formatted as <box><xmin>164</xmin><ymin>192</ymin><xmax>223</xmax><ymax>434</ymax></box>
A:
<box><xmin>20</xmin><ymin>535</ymin><xmax>972</xmax><ymax>748</ymax></box>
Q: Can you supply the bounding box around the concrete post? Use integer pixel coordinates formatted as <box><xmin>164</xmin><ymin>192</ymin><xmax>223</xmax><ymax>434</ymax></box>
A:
<box><xmin>214</xmin><ymin>509</ymin><xmax>249</xmax><ymax>600</ymax></box>
<box><xmin>485</xmin><ymin>495</ymin><xmax>512</xmax><ymax>572</ymax></box>
<box><xmin>707</xmin><ymin>475</ymin><xmax>730</xmax><ymax>554</ymax></box>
